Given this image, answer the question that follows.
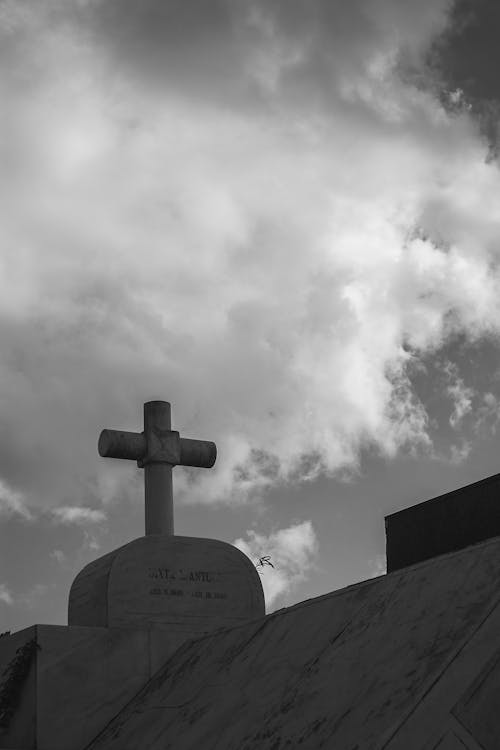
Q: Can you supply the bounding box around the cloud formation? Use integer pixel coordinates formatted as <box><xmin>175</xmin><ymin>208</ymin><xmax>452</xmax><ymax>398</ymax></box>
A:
<box><xmin>234</xmin><ymin>520</ymin><xmax>319</xmax><ymax>608</ymax></box>
<box><xmin>1</xmin><ymin>0</ymin><xmax>500</xmax><ymax>521</ymax></box>
<box><xmin>0</xmin><ymin>479</ymin><xmax>34</xmax><ymax>521</ymax></box>
<box><xmin>443</xmin><ymin>360</ymin><xmax>475</xmax><ymax>429</ymax></box>
<box><xmin>50</xmin><ymin>506</ymin><xmax>107</xmax><ymax>525</ymax></box>
<box><xmin>0</xmin><ymin>583</ymin><xmax>13</xmax><ymax>606</ymax></box>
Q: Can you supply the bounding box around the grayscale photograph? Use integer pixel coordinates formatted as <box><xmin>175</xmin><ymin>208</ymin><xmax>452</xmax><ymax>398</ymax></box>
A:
<box><xmin>0</xmin><ymin>1</ymin><xmax>499</xmax><ymax>747</ymax></box>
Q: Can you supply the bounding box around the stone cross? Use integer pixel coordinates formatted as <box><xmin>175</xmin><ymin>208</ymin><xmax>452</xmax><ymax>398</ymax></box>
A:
<box><xmin>98</xmin><ymin>401</ymin><xmax>216</xmax><ymax>535</ymax></box>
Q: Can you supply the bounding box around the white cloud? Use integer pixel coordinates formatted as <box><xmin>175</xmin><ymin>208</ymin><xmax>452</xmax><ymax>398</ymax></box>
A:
<box><xmin>473</xmin><ymin>392</ymin><xmax>500</xmax><ymax>436</ymax></box>
<box><xmin>367</xmin><ymin>553</ymin><xmax>386</xmax><ymax>579</ymax></box>
<box><xmin>51</xmin><ymin>506</ymin><xmax>107</xmax><ymax>525</ymax></box>
<box><xmin>0</xmin><ymin>583</ymin><xmax>13</xmax><ymax>606</ymax></box>
<box><xmin>449</xmin><ymin>440</ymin><xmax>472</xmax><ymax>465</ymax></box>
<box><xmin>0</xmin><ymin>582</ymin><xmax>53</xmax><ymax>611</ymax></box>
<box><xmin>18</xmin><ymin>582</ymin><xmax>51</xmax><ymax>610</ymax></box>
<box><xmin>0</xmin><ymin>478</ymin><xmax>34</xmax><ymax>521</ymax></box>
<box><xmin>50</xmin><ymin>549</ymin><xmax>66</xmax><ymax>564</ymax></box>
<box><xmin>1</xmin><ymin>1</ymin><xmax>500</xmax><ymax>513</ymax></box>
<box><xmin>83</xmin><ymin>529</ymin><xmax>101</xmax><ymax>552</ymax></box>
<box><xmin>234</xmin><ymin>520</ymin><xmax>319</xmax><ymax>609</ymax></box>
<box><xmin>442</xmin><ymin>360</ymin><xmax>475</xmax><ymax>429</ymax></box>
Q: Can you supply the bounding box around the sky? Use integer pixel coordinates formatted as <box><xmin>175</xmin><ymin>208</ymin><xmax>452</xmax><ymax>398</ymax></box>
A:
<box><xmin>2</xmin><ymin>0</ymin><xmax>500</xmax><ymax>632</ymax></box>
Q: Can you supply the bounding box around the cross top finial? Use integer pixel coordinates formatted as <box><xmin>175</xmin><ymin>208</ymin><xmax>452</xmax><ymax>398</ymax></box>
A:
<box><xmin>98</xmin><ymin>401</ymin><xmax>216</xmax><ymax>535</ymax></box>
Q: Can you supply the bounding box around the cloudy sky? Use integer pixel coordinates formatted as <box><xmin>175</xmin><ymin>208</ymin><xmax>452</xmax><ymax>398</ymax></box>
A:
<box><xmin>2</xmin><ymin>0</ymin><xmax>500</xmax><ymax>631</ymax></box>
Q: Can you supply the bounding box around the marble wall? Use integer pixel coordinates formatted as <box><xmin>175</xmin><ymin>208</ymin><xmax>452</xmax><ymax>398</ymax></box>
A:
<box><xmin>0</xmin><ymin>623</ymin><xmax>194</xmax><ymax>750</ymax></box>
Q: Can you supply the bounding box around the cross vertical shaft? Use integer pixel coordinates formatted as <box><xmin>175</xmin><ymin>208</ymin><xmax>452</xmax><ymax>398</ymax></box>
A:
<box><xmin>143</xmin><ymin>401</ymin><xmax>174</xmax><ymax>536</ymax></box>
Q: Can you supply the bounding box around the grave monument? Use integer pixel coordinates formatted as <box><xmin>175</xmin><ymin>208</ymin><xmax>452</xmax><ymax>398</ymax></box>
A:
<box><xmin>69</xmin><ymin>400</ymin><xmax>265</xmax><ymax>634</ymax></box>
<box><xmin>0</xmin><ymin>400</ymin><xmax>265</xmax><ymax>750</ymax></box>
<box><xmin>6</xmin><ymin>402</ymin><xmax>500</xmax><ymax>747</ymax></box>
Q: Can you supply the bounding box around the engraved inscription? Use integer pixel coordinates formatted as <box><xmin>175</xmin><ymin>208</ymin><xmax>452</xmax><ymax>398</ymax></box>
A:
<box><xmin>147</xmin><ymin>567</ymin><xmax>221</xmax><ymax>584</ymax></box>
<box><xmin>147</xmin><ymin>566</ymin><xmax>228</xmax><ymax>600</ymax></box>
<box><xmin>149</xmin><ymin>587</ymin><xmax>185</xmax><ymax>597</ymax></box>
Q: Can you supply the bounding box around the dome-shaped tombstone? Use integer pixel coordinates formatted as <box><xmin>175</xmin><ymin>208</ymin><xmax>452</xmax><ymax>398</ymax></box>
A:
<box><xmin>68</xmin><ymin>536</ymin><xmax>265</xmax><ymax>635</ymax></box>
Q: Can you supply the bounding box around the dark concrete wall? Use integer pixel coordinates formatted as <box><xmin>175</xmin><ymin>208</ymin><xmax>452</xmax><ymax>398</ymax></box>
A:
<box><xmin>385</xmin><ymin>472</ymin><xmax>500</xmax><ymax>571</ymax></box>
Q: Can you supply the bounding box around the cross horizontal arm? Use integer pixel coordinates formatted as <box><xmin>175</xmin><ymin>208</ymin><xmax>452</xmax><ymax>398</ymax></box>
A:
<box><xmin>98</xmin><ymin>430</ymin><xmax>145</xmax><ymax>461</ymax></box>
<box><xmin>98</xmin><ymin>429</ymin><xmax>216</xmax><ymax>468</ymax></box>
<box><xmin>180</xmin><ymin>438</ymin><xmax>216</xmax><ymax>468</ymax></box>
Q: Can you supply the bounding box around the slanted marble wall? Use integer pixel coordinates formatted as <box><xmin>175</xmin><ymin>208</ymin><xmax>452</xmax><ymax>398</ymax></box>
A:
<box><xmin>85</xmin><ymin>535</ymin><xmax>500</xmax><ymax>750</ymax></box>
<box><xmin>0</xmin><ymin>626</ymin><xmax>37</xmax><ymax>749</ymax></box>
<box><xmin>0</xmin><ymin>623</ymin><xmax>193</xmax><ymax>750</ymax></box>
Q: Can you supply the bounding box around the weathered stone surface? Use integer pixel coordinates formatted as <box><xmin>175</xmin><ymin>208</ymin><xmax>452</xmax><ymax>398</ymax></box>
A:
<box><xmin>0</xmin><ymin>626</ymin><xmax>36</xmax><ymax>750</ymax></box>
<box><xmin>451</xmin><ymin>649</ymin><xmax>500</xmax><ymax>750</ymax></box>
<box><xmin>86</xmin><ymin>536</ymin><xmax>500</xmax><ymax>750</ymax></box>
<box><xmin>430</xmin><ymin>732</ymin><xmax>469</xmax><ymax>750</ymax></box>
<box><xmin>68</xmin><ymin>535</ymin><xmax>265</xmax><ymax>635</ymax></box>
<box><xmin>0</xmin><ymin>623</ymin><xmax>188</xmax><ymax>750</ymax></box>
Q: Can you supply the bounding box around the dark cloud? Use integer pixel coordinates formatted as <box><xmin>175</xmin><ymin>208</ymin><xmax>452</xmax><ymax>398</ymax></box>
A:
<box><xmin>427</xmin><ymin>0</ymin><xmax>500</xmax><ymax>154</ymax></box>
<box><xmin>430</xmin><ymin>0</ymin><xmax>500</xmax><ymax>101</ymax></box>
<box><xmin>76</xmin><ymin>0</ymin><xmax>252</xmax><ymax>104</ymax></box>
<box><xmin>14</xmin><ymin>0</ymin><xmax>449</xmax><ymax>116</ymax></box>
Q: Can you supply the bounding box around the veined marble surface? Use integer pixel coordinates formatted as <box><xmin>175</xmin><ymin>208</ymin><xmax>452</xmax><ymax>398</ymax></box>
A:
<box><xmin>86</xmin><ymin>536</ymin><xmax>500</xmax><ymax>750</ymax></box>
<box><xmin>0</xmin><ymin>623</ymin><xmax>192</xmax><ymax>750</ymax></box>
